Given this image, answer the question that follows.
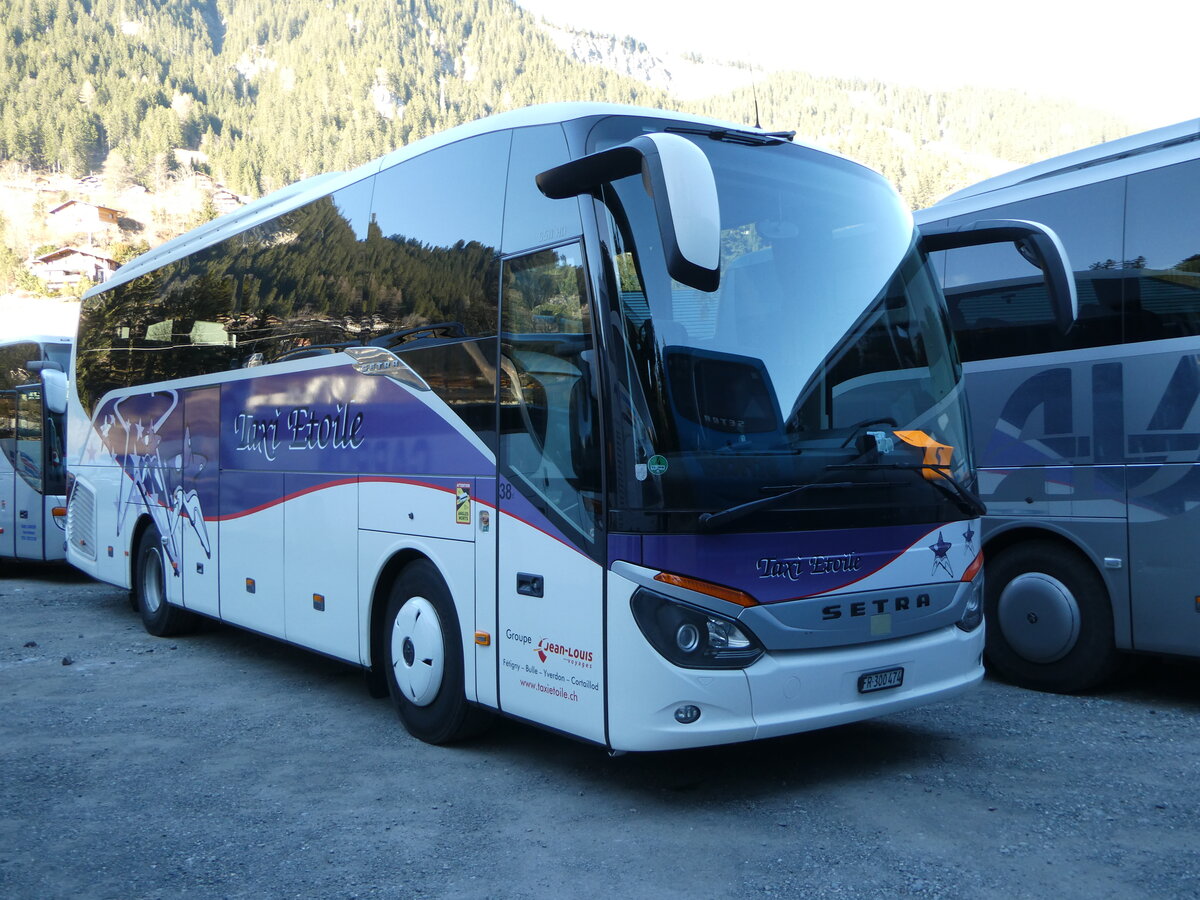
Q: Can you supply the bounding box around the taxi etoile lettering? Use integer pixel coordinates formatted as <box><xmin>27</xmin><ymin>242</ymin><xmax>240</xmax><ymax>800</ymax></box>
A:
<box><xmin>234</xmin><ymin>403</ymin><xmax>365</xmax><ymax>461</ymax></box>
<box><xmin>757</xmin><ymin>552</ymin><xmax>863</xmax><ymax>581</ymax></box>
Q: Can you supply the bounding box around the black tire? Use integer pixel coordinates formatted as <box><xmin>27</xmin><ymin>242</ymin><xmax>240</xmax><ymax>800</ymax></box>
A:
<box><xmin>383</xmin><ymin>560</ymin><xmax>492</xmax><ymax>744</ymax></box>
<box><xmin>133</xmin><ymin>524</ymin><xmax>198</xmax><ymax>637</ymax></box>
<box><xmin>984</xmin><ymin>540</ymin><xmax>1121</xmax><ymax>693</ymax></box>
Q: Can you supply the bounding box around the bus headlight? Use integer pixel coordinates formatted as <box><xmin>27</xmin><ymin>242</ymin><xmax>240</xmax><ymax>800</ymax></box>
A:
<box><xmin>956</xmin><ymin>578</ymin><xmax>984</xmax><ymax>632</ymax></box>
<box><xmin>631</xmin><ymin>589</ymin><xmax>764</xmax><ymax>669</ymax></box>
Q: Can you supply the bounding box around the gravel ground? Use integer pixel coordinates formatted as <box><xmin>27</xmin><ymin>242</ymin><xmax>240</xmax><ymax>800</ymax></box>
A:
<box><xmin>2</xmin><ymin>562</ymin><xmax>1198</xmax><ymax>899</ymax></box>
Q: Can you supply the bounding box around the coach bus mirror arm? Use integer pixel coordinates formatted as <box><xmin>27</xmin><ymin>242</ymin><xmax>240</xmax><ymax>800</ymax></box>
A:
<box><xmin>536</xmin><ymin>132</ymin><xmax>721</xmax><ymax>293</ymax></box>
<box><xmin>37</xmin><ymin>367</ymin><xmax>68</xmax><ymax>415</ymax></box>
<box><xmin>918</xmin><ymin>217</ymin><xmax>1078</xmax><ymax>333</ymax></box>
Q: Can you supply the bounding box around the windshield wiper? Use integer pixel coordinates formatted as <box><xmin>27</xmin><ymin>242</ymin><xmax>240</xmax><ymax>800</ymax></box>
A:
<box><xmin>698</xmin><ymin>480</ymin><xmax>857</xmax><ymax>531</ymax></box>
<box><xmin>826</xmin><ymin>462</ymin><xmax>987</xmax><ymax>518</ymax></box>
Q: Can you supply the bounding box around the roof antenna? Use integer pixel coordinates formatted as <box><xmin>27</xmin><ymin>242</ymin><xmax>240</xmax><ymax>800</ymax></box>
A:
<box><xmin>751</xmin><ymin>66</ymin><xmax>762</xmax><ymax>130</ymax></box>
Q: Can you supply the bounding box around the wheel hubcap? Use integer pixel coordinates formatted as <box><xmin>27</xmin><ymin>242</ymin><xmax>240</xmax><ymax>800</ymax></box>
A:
<box><xmin>997</xmin><ymin>572</ymin><xmax>1080</xmax><ymax>663</ymax></box>
<box><xmin>391</xmin><ymin>597</ymin><xmax>445</xmax><ymax>707</ymax></box>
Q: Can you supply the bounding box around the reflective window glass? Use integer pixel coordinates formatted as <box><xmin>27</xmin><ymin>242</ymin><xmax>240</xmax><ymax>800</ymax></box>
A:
<box><xmin>0</xmin><ymin>390</ymin><xmax>13</xmax><ymax>448</ymax></box>
<box><xmin>499</xmin><ymin>244</ymin><xmax>601</xmax><ymax>544</ymax></box>
<box><xmin>74</xmin><ymin>177</ymin><xmax>378</xmax><ymax>411</ymax></box>
<box><xmin>366</xmin><ymin>132</ymin><xmax>510</xmax><ymax>450</ymax></box>
<box><xmin>15</xmin><ymin>385</ymin><xmax>43</xmax><ymax>489</ymax></box>
<box><xmin>1125</xmin><ymin>158</ymin><xmax>1200</xmax><ymax>341</ymax></box>
<box><xmin>502</xmin><ymin>125</ymin><xmax>581</xmax><ymax>253</ymax></box>
<box><xmin>941</xmin><ymin>178</ymin><xmax>1126</xmax><ymax>360</ymax></box>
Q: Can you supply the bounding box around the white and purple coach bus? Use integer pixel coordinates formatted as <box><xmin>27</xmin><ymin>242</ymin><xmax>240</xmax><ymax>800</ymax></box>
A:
<box><xmin>66</xmin><ymin>104</ymin><xmax>1060</xmax><ymax>751</ymax></box>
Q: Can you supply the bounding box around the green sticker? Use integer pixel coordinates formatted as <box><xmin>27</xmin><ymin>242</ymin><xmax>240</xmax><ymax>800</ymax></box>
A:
<box><xmin>647</xmin><ymin>455</ymin><xmax>669</xmax><ymax>476</ymax></box>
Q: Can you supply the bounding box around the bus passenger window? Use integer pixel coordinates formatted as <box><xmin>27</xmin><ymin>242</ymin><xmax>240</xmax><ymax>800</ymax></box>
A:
<box><xmin>1125</xmin><ymin>158</ymin><xmax>1200</xmax><ymax>342</ymax></box>
<box><xmin>942</xmin><ymin>179</ymin><xmax>1125</xmax><ymax>360</ymax></box>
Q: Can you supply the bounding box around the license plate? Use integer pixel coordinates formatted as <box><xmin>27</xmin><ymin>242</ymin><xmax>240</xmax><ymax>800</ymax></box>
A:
<box><xmin>858</xmin><ymin>666</ymin><xmax>904</xmax><ymax>694</ymax></box>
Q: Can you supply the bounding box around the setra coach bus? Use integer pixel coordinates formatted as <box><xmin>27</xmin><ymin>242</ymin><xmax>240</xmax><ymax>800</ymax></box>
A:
<box><xmin>1</xmin><ymin>335</ymin><xmax>70</xmax><ymax>565</ymax></box>
<box><xmin>918</xmin><ymin>118</ymin><xmax>1200</xmax><ymax>692</ymax></box>
<box><xmin>66</xmin><ymin>103</ymin><xmax>1072</xmax><ymax>751</ymax></box>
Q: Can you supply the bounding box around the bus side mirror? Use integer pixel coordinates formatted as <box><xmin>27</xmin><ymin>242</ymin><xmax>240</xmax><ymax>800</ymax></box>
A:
<box><xmin>919</xmin><ymin>218</ymin><xmax>1077</xmax><ymax>333</ymax></box>
<box><xmin>537</xmin><ymin>132</ymin><xmax>721</xmax><ymax>292</ymax></box>
<box><xmin>40</xmin><ymin>368</ymin><xmax>68</xmax><ymax>415</ymax></box>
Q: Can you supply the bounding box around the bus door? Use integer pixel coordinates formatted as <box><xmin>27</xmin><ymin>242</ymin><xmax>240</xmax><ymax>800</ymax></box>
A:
<box><xmin>0</xmin><ymin>388</ymin><xmax>14</xmax><ymax>558</ymax></box>
<box><xmin>13</xmin><ymin>385</ymin><xmax>45</xmax><ymax>560</ymax></box>
<box><xmin>1125</xmin><ymin>348</ymin><xmax>1200</xmax><ymax>657</ymax></box>
<box><xmin>180</xmin><ymin>387</ymin><xmax>220</xmax><ymax>617</ymax></box>
<box><xmin>494</xmin><ymin>245</ymin><xmax>606</xmax><ymax>743</ymax></box>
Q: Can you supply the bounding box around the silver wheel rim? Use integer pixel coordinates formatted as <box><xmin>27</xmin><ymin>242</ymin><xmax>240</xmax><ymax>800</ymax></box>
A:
<box><xmin>391</xmin><ymin>596</ymin><xmax>445</xmax><ymax>707</ymax></box>
<box><xmin>142</xmin><ymin>545</ymin><xmax>164</xmax><ymax>614</ymax></box>
<box><xmin>997</xmin><ymin>571</ymin><xmax>1081</xmax><ymax>664</ymax></box>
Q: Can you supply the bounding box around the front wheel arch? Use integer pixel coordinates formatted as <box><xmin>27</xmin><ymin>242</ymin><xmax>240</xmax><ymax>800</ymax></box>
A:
<box><xmin>377</xmin><ymin>557</ymin><xmax>492</xmax><ymax>744</ymax></box>
<box><xmin>983</xmin><ymin>535</ymin><xmax>1121</xmax><ymax>693</ymax></box>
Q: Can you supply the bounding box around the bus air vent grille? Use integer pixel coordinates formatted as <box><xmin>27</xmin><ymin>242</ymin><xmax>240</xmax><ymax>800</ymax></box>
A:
<box><xmin>68</xmin><ymin>484</ymin><xmax>97</xmax><ymax>561</ymax></box>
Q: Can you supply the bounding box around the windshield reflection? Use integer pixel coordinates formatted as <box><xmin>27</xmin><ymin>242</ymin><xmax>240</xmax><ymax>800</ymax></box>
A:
<box><xmin>594</xmin><ymin>121</ymin><xmax>974</xmax><ymax>533</ymax></box>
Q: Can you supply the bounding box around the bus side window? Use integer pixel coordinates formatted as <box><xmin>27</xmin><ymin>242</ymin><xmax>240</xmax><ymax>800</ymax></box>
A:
<box><xmin>217</xmin><ymin>177</ymin><xmax>376</xmax><ymax>365</ymax></box>
<box><xmin>369</xmin><ymin>130</ymin><xmax>511</xmax><ymax>452</ymax></box>
<box><xmin>0</xmin><ymin>389</ymin><xmax>14</xmax><ymax>466</ymax></box>
<box><xmin>943</xmin><ymin>179</ymin><xmax>1125</xmax><ymax>360</ymax></box>
<box><xmin>15</xmin><ymin>385</ymin><xmax>43</xmax><ymax>490</ymax></box>
<box><xmin>1125</xmin><ymin>158</ymin><xmax>1200</xmax><ymax>342</ymax></box>
<box><xmin>499</xmin><ymin>244</ymin><xmax>601</xmax><ymax>544</ymax></box>
<box><xmin>502</xmin><ymin>124</ymin><xmax>581</xmax><ymax>254</ymax></box>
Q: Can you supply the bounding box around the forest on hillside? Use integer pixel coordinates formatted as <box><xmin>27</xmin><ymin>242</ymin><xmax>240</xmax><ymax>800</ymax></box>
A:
<box><xmin>0</xmin><ymin>0</ymin><xmax>1134</xmax><ymax>275</ymax></box>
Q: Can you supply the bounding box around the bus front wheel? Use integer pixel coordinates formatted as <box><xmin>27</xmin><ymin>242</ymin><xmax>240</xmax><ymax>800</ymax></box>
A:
<box><xmin>984</xmin><ymin>540</ymin><xmax>1121</xmax><ymax>693</ymax></box>
<box><xmin>133</xmin><ymin>525</ymin><xmax>198</xmax><ymax>637</ymax></box>
<box><xmin>383</xmin><ymin>560</ymin><xmax>492</xmax><ymax>744</ymax></box>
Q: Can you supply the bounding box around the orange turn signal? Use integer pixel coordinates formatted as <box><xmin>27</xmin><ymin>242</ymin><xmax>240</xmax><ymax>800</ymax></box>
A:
<box><xmin>52</xmin><ymin>507</ymin><xmax>67</xmax><ymax>518</ymax></box>
<box><xmin>961</xmin><ymin>550</ymin><xmax>985</xmax><ymax>583</ymax></box>
<box><xmin>654</xmin><ymin>571</ymin><xmax>758</xmax><ymax>607</ymax></box>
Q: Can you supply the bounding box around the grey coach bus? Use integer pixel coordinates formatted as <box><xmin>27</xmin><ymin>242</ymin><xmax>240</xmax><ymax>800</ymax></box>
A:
<box><xmin>917</xmin><ymin>118</ymin><xmax>1200</xmax><ymax>692</ymax></box>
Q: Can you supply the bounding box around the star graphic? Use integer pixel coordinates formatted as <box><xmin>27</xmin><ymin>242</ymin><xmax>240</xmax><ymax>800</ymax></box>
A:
<box><xmin>963</xmin><ymin>524</ymin><xmax>976</xmax><ymax>554</ymax></box>
<box><xmin>930</xmin><ymin>531</ymin><xmax>954</xmax><ymax>578</ymax></box>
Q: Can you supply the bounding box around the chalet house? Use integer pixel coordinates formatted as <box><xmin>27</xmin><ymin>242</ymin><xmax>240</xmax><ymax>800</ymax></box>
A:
<box><xmin>212</xmin><ymin>188</ymin><xmax>243</xmax><ymax>214</ymax></box>
<box><xmin>29</xmin><ymin>247</ymin><xmax>119</xmax><ymax>292</ymax></box>
<box><xmin>48</xmin><ymin>200</ymin><xmax>121</xmax><ymax>232</ymax></box>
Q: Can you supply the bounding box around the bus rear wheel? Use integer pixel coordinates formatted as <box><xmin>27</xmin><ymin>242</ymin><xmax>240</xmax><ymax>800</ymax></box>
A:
<box><xmin>984</xmin><ymin>539</ymin><xmax>1121</xmax><ymax>693</ymax></box>
<box><xmin>383</xmin><ymin>560</ymin><xmax>492</xmax><ymax>744</ymax></box>
<box><xmin>134</xmin><ymin>524</ymin><xmax>198</xmax><ymax>637</ymax></box>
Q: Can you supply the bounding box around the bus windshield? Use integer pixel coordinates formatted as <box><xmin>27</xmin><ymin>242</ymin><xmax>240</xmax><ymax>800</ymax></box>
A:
<box><xmin>594</xmin><ymin>121</ymin><xmax>975</xmax><ymax>532</ymax></box>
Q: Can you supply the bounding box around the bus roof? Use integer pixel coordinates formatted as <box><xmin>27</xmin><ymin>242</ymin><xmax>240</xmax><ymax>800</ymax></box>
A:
<box><xmin>86</xmin><ymin>103</ymin><xmax>797</xmax><ymax>300</ymax></box>
<box><xmin>0</xmin><ymin>335</ymin><xmax>71</xmax><ymax>348</ymax></box>
<box><xmin>933</xmin><ymin>118</ymin><xmax>1200</xmax><ymax>207</ymax></box>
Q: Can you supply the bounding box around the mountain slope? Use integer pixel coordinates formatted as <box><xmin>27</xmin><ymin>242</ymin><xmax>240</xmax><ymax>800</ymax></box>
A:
<box><xmin>0</xmin><ymin>0</ymin><xmax>1135</xmax><ymax>293</ymax></box>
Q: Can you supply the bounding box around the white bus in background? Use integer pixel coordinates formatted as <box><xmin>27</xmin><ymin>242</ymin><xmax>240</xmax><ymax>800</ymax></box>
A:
<box><xmin>67</xmin><ymin>103</ymin><xmax>1069</xmax><ymax>752</ymax></box>
<box><xmin>1</xmin><ymin>336</ymin><xmax>69</xmax><ymax>565</ymax></box>
<box><xmin>917</xmin><ymin>118</ymin><xmax>1200</xmax><ymax>692</ymax></box>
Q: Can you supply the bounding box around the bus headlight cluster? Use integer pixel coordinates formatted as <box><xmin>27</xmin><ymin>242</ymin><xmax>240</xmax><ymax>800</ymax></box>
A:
<box><xmin>956</xmin><ymin>577</ymin><xmax>984</xmax><ymax>632</ymax></box>
<box><xmin>631</xmin><ymin>589</ymin><xmax>764</xmax><ymax>669</ymax></box>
